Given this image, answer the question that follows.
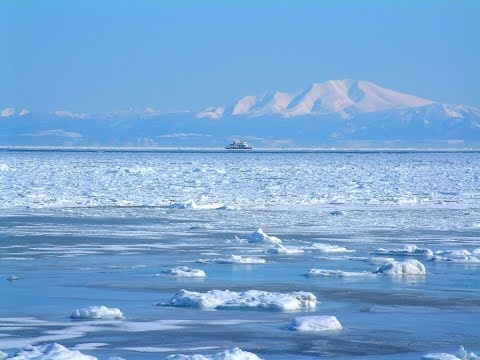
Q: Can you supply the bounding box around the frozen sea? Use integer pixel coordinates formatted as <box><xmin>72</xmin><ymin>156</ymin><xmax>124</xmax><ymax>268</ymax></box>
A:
<box><xmin>0</xmin><ymin>150</ymin><xmax>479</xmax><ymax>359</ymax></box>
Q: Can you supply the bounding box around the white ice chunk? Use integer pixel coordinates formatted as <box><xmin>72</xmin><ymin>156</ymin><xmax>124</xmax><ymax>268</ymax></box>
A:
<box><xmin>247</xmin><ymin>229</ymin><xmax>282</xmax><ymax>245</ymax></box>
<box><xmin>375</xmin><ymin>244</ymin><xmax>433</xmax><ymax>257</ymax></box>
<box><xmin>197</xmin><ymin>255</ymin><xmax>266</xmax><ymax>264</ymax></box>
<box><xmin>422</xmin><ymin>346</ymin><xmax>479</xmax><ymax>360</ymax></box>
<box><xmin>312</xmin><ymin>244</ymin><xmax>355</xmax><ymax>253</ymax></box>
<box><xmin>167</xmin><ymin>289</ymin><xmax>318</xmax><ymax>311</ymax></box>
<box><xmin>431</xmin><ymin>249</ymin><xmax>480</xmax><ymax>263</ymax></box>
<box><xmin>2</xmin><ymin>343</ymin><xmax>96</xmax><ymax>360</ymax></box>
<box><xmin>167</xmin><ymin>347</ymin><xmax>262</xmax><ymax>360</ymax></box>
<box><xmin>422</xmin><ymin>354</ymin><xmax>462</xmax><ymax>360</ymax></box>
<box><xmin>70</xmin><ymin>306</ymin><xmax>124</xmax><ymax>320</ymax></box>
<box><xmin>305</xmin><ymin>269</ymin><xmax>376</xmax><ymax>278</ymax></box>
<box><xmin>375</xmin><ymin>259</ymin><xmax>426</xmax><ymax>275</ymax></box>
<box><xmin>168</xmin><ymin>201</ymin><xmax>226</xmax><ymax>210</ymax></box>
<box><xmin>289</xmin><ymin>315</ymin><xmax>342</xmax><ymax>332</ymax></box>
<box><xmin>266</xmin><ymin>244</ymin><xmax>304</xmax><ymax>254</ymax></box>
<box><xmin>367</xmin><ymin>257</ymin><xmax>396</xmax><ymax>264</ymax></box>
<box><xmin>160</xmin><ymin>266</ymin><xmax>206</xmax><ymax>278</ymax></box>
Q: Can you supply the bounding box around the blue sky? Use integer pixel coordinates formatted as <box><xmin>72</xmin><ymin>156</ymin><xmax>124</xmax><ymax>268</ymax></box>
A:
<box><xmin>1</xmin><ymin>0</ymin><xmax>479</xmax><ymax>113</ymax></box>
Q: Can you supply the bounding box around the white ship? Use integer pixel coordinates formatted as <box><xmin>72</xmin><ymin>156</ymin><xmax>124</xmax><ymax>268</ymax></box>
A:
<box><xmin>225</xmin><ymin>139</ymin><xmax>252</xmax><ymax>150</ymax></box>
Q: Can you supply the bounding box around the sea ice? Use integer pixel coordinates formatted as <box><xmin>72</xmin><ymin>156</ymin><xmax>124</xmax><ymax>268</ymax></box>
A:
<box><xmin>168</xmin><ymin>201</ymin><xmax>226</xmax><ymax>210</ymax></box>
<box><xmin>305</xmin><ymin>269</ymin><xmax>376</xmax><ymax>278</ymax></box>
<box><xmin>422</xmin><ymin>346</ymin><xmax>479</xmax><ymax>360</ymax></box>
<box><xmin>1</xmin><ymin>343</ymin><xmax>96</xmax><ymax>360</ymax></box>
<box><xmin>312</xmin><ymin>244</ymin><xmax>355</xmax><ymax>253</ymax></box>
<box><xmin>246</xmin><ymin>229</ymin><xmax>282</xmax><ymax>245</ymax></box>
<box><xmin>70</xmin><ymin>306</ymin><xmax>124</xmax><ymax>320</ymax></box>
<box><xmin>167</xmin><ymin>289</ymin><xmax>318</xmax><ymax>311</ymax></box>
<box><xmin>266</xmin><ymin>244</ymin><xmax>304</xmax><ymax>254</ymax></box>
<box><xmin>160</xmin><ymin>266</ymin><xmax>206</xmax><ymax>278</ymax></box>
<box><xmin>375</xmin><ymin>244</ymin><xmax>433</xmax><ymax>257</ymax></box>
<box><xmin>289</xmin><ymin>315</ymin><xmax>342</xmax><ymax>332</ymax></box>
<box><xmin>167</xmin><ymin>347</ymin><xmax>262</xmax><ymax>360</ymax></box>
<box><xmin>367</xmin><ymin>257</ymin><xmax>396</xmax><ymax>264</ymax></box>
<box><xmin>422</xmin><ymin>355</ymin><xmax>461</xmax><ymax>360</ymax></box>
<box><xmin>375</xmin><ymin>259</ymin><xmax>426</xmax><ymax>275</ymax></box>
<box><xmin>431</xmin><ymin>249</ymin><xmax>480</xmax><ymax>263</ymax></box>
<box><xmin>197</xmin><ymin>255</ymin><xmax>266</xmax><ymax>264</ymax></box>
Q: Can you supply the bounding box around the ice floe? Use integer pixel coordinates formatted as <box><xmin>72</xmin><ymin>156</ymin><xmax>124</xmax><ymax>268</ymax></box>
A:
<box><xmin>247</xmin><ymin>228</ymin><xmax>282</xmax><ymax>245</ymax></box>
<box><xmin>375</xmin><ymin>259</ymin><xmax>426</xmax><ymax>275</ymax></box>
<box><xmin>1</xmin><ymin>343</ymin><xmax>96</xmax><ymax>360</ymax></box>
<box><xmin>422</xmin><ymin>346</ymin><xmax>479</xmax><ymax>360</ymax></box>
<box><xmin>167</xmin><ymin>289</ymin><xmax>318</xmax><ymax>311</ymax></box>
<box><xmin>312</xmin><ymin>244</ymin><xmax>355</xmax><ymax>253</ymax></box>
<box><xmin>70</xmin><ymin>306</ymin><xmax>124</xmax><ymax>320</ymax></box>
<box><xmin>159</xmin><ymin>266</ymin><xmax>206</xmax><ymax>278</ymax></box>
<box><xmin>71</xmin><ymin>344</ymin><xmax>108</xmax><ymax>351</ymax></box>
<box><xmin>375</xmin><ymin>244</ymin><xmax>433</xmax><ymax>257</ymax></box>
<box><xmin>167</xmin><ymin>347</ymin><xmax>262</xmax><ymax>360</ymax></box>
<box><xmin>266</xmin><ymin>244</ymin><xmax>304</xmax><ymax>254</ymax></box>
<box><xmin>289</xmin><ymin>315</ymin><xmax>342</xmax><ymax>332</ymax></box>
<box><xmin>367</xmin><ymin>257</ymin><xmax>396</xmax><ymax>264</ymax></box>
<box><xmin>197</xmin><ymin>255</ymin><xmax>266</xmax><ymax>264</ymax></box>
<box><xmin>168</xmin><ymin>201</ymin><xmax>226</xmax><ymax>210</ymax></box>
<box><xmin>305</xmin><ymin>269</ymin><xmax>376</xmax><ymax>278</ymax></box>
<box><xmin>431</xmin><ymin>249</ymin><xmax>480</xmax><ymax>264</ymax></box>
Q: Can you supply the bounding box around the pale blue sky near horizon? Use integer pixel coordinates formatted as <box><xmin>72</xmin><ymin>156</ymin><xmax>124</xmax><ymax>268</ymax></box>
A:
<box><xmin>1</xmin><ymin>0</ymin><xmax>479</xmax><ymax>113</ymax></box>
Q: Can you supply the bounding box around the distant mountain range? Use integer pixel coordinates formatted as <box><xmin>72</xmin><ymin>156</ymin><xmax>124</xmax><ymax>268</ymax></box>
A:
<box><xmin>2</xmin><ymin>80</ymin><xmax>480</xmax><ymax>147</ymax></box>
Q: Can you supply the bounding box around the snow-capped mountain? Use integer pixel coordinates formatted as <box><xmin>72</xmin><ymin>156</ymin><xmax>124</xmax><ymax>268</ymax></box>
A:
<box><xmin>1</xmin><ymin>80</ymin><xmax>480</xmax><ymax>147</ymax></box>
<box><xmin>197</xmin><ymin>80</ymin><xmax>436</xmax><ymax>119</ymax></box>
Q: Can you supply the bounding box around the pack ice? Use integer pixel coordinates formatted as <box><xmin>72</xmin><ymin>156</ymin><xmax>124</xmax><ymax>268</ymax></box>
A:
<box><xmin>70</xmin><ymin>306</ymin><xmax>124</xmax><ymax>320</ymax></box>
<box><xmin>375</xmin><ymin>244</ymin><xmax>433</xmax><ymax>257</ymax></box>
<box><xmin>247</xmin><ymin>229</ymin><xmax>282</xmax><ymax>245</ymax></box>
<box><xmin>422</xmin><ymin>346</ymin><xmax>479</xmax><ymax>360</ymax></box>
<box><xmin>312</xmin><ymin>244</ymin><xmax>355</xmax><ymax>253</ymax></box>
<box><xmin>431</xmin><ymin>249</ymin><xmax>480</xmax><ymax>263</ymax></box>
<box><xmin>289</xmin><ymin>315</ymin><xmax>342</xmax><ymax>332</ymax></box>
<box><xmin>168</xmin><ymin>200</ymin><xmax>226</xmax><ymax>210</ymax></box>
<box><xmin>167</xmin><ymin>347</ymin><xmax>262</xmax><ymax>360</ymax></box>
<box><xmin>0</xmin><ymin>343</ymin><xmax>96</xmax><ymax>360</ymax></box>
<box><xmin>266</xmin><ymin>244</ymin><xmax>304</xmax><ymax>254</ymax></box>
<box><xmin>375</xmin><ymin>259</ymin><xmax>426</xmax><ymax>275</ymax></box>
<box><xmin>167</xmin><ymin>289</ymin><xmax>318</xmax><ymax>311</ymax></box>
<box><xmin>160</xmin><ymin>266</ymin><xmax>207</xmax><ymax>277</ymax></box>
<box><xmin>306</xmin><ymin>269</ymin><xmax>376</xmax><ymax>278</ymax></box>
<box><xmin>197</xmin><ymin>255</ymin><xmax>266</xmax><ymax>264</ymax></box>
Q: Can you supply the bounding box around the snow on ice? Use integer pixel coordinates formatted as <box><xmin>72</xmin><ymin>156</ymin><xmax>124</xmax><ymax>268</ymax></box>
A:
<box><xmin>167</xmin><ymin>289</ymin><xmax>318</xmax><ymax>311</ymax></box>
<box><xmin>375</xmin><ymin>259</ymin><xmax>426</xmax><ymax>276</ymax></box>
<box><xmin>70</xmin><ymin>306</ymin><xmax>124</xmax><ymax>320</ymax></box>
<box><xmin>167</xmin><ymin>347</ymin><xmax>262</xmax><ymax>360</ymax></box>
<box><xmin>159</xmin><ymin>266</ymin><xmax>207</xmax><ymax>278</ymax></box>
<box><xmin>289</xmin><ymin>315</ymin><xmax>342</xmax><ymax>332</ymax></box>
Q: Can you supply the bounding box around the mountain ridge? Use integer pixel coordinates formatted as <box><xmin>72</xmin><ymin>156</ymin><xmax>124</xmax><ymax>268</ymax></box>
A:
<box><xmin>1</xmin><ymin>79</ymin><xmax>480</xmax><ymax>147</ymax></box>
<box><xmin>196</xmin><ymin>79</ymin><xmax>437</xmax><ymax>119</ymax></box>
